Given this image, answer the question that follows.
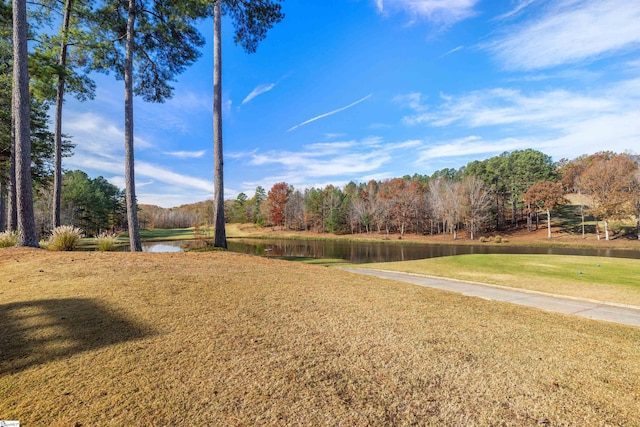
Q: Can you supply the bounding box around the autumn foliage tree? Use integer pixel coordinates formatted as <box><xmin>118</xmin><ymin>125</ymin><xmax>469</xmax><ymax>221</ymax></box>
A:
<box><xmin>523</xmin><ymin>180</ymin><xmax>566</xmax><ymax>239</ymax></box>
<box><xmin>559</xmin><ymin>155</ymin><xmax>590</xmax><ymax>237</ymax></box>
<box><xmin>267</xmin><ymin>182</ymin><xmax>291</xmax><ymax>228</ymax></box>
<box><xmin>580</xmin><ymin>153</ymin><xmax>638</xmax><ymax>240</ymax></box>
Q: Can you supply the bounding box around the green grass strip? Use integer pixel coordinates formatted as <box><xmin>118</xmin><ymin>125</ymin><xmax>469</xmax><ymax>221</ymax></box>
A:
<box><xmin>364</xmin><ymin>254</ymin><xmax>640</xmax><ymax>306</ymax></box>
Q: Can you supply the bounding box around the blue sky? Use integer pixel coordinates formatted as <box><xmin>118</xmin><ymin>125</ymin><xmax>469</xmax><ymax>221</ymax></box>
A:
<box><xmin>62</xmin><ymin>0</ymin><xmax>640</xmax><ymax>207</ymax></box>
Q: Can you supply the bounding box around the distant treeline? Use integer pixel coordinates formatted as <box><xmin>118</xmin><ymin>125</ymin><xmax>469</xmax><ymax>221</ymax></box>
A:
<box><xmin>31</xmin><ymin>170</ymin><xmax>126</xmax><ymax>237</ymax></box>
<box><xmin>28</xmin><ymin>149</ymin><xmax>638</xmax><ymax>241</ymax></box>
<box><xmin>224</xmin><ymin>150</ymin><xmax>640</xmax><ymax>241</ymax></box>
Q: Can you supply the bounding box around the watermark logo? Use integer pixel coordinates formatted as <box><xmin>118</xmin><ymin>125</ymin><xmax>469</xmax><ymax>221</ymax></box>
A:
<box><xmin>0</xmin><ymin>421</ymin><xmax>20</xmax><ymax>427</ymax></box>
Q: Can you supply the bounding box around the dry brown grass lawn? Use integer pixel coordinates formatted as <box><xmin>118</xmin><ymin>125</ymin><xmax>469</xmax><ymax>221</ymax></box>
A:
<box><xmin>1</xmin><ymin>248</ymin><xmax>639</xmax><ymax>426</ymax></box>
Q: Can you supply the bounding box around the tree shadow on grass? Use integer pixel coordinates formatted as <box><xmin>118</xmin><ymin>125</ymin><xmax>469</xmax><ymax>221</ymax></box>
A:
<box><xmin>0</xmin><ymin>298</ymin><xmax>153</xmax><ymax>375</ymax></box>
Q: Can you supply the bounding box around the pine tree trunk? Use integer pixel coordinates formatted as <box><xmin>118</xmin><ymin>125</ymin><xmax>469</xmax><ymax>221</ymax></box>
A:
<box><xmin>13</xmin><ymin>0</ymin><xmax>38</xmax><ymax>247</ymax></box>
<box><xmin>0</xmin><ymin>179</ymin><xmax>6</xmax><ymax>232</ymax></box>
<box><xmin>7</xmin><ymin>128</ymin><xmax>17</xmax><ymax>231</ymax></box>
<box><xmin>124</xmin><ymin>0</ymin><xmax>142</xmax><ymax>251</ymax></box>
<box><xmin>52</xmin><ymin>0</ymin><xmax>73</xmax><ymax>229</ymax></box>
<box><xmin>212</xmin><ymin>2</ymin><xmax>227</xmax><ymax>248</ymax></box>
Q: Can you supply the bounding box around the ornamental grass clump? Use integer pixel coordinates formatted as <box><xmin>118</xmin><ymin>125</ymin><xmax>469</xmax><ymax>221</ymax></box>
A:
<box><xmin>96</xmin><ymin>231</ymin><xmax>120</xmax><ymax>252</ymax></box>
<box><xmin>0</xmin><ymin>231</ymin><xmax>18</xmax><ymax>248</ymax></box>
<box><xmin>47</xmin><ymin>225</ymin><xmax>84</xmax><ymax>251</ymax></box>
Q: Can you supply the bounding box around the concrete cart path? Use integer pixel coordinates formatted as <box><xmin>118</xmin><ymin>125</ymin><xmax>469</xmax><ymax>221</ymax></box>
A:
<box><xmin>341</xmin><ymin>268</ymin><xmax>640</xmax><ymax>328</ymax></box>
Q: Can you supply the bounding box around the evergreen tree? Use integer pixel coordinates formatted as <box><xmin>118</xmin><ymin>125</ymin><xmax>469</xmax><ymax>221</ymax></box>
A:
<box><xmin>211</xmin><ymin>0</ymin><xmax>284</xmax><ymax>248</ymax></box>
<box><xmin>13</xmin><ymin>0</ymin><xmax>38</xmax><ymax>246</ymax></box>
<box><xmin>30</xmin><ymin>0</ymin><xmax>97</xmax><ymax>228</ymax></box>
<box><xmin>90</xmin><ymin>0</ymin><xmax>206</xmax><ymax>251</ymax></box>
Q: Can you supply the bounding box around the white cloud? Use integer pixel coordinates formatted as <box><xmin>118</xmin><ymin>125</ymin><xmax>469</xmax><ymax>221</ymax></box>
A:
<box><xmin>626</xmin><ymin>58</ymin><xmax>640</xmax><ymax>71</ymax></box>
<box><xmin>415</xmin><ymin>136</ymin><xmax>526</xmax><ymax>164</ymax></box>
<box><xmin>135</xmin><ymin>162</ymin><xmax>213</xmax><ymax>193</ymax></box>
<box><xmin>324</xmin><ymin>132</ymin><xmax>347</xmax><ymax>139</ymax></box>
<box><xmin>440</xmin><ymin>45</ymin><xmax>464</xmax><ymax>58</ymax></box>
<box><xmin>304</xmin><ymin>141</ymin><xmax>357</xmax><ymax>152</ymax></box>
<box><xmin>250</xmin><ymin>150</ymin><xmax>389</xmax><ymax>178</ymax></box>
<box><xmin>63</xmin><ymin>113</ymin><xmax>215</xmax><ymax>208</ymax></box>
<box><xmin>493</xmin><ymin>0</ymin><xmax>538</xmax><ymax>21</ymax></box>
<box><xmin>227</xmin><ymin>148</ymin><xmax>259</xmax><ymax>160</ymax></box>
<box><xmin>64</xmin><ymin>112</ymin><xmax>153</xmax><ymax>153</ymax></box>
<box><xmin>391</xmin><ymin>139</ymin><xmax>423</xmax><ymax>150</ymax></box>
<box><xmin>287</xmin><ymin>94</ymin><xmax>373</xmax><ymax>132</ymax></box>
<box><xmin>404</xmin><ymin>77</ymin><xmax>640</xmax><ymax>163</ymax></box>
<box><xmin>394</xmin><ymin>92</ymin><xmax>427</xmax><ymax>112</ymax></box>
<box><xmin>402</xmin><ymin>86</ymin><xmax>618</xmax><ymax>129</ymax></box>
<box><xmin>242</xmin><ymin>83</ymin><xmax>276</xmax><ymax>104</ymax></box>
<box><xmin>243</xmin><ymin>136</ymin><xmax>424</xmax><ymax>189</ymax></box>
<box><xmin>106</xmin><ymin>176</ymin><xmax>126</xmax><ymax>190</ymax></box>
<box><xmin>168</xmin><ymin>91</ymin><xmax>212</xmax><ymax>112</ymax></box>
<box><xmin>66</xmin><ymin>151</ymin><xmax>213</xmax><ymax>194</ymax></box>
<box><xmin>136</xmin><ymin>192</ymin><xmax>212</xmax><ymax>208</ymax></box>
<box><xmin>164</xmin><ymin>150</ymin><xmax>207</xmax><ymax>159</ymax></box>
<box><xmin>65</xmin><ymin>152</ymin><xmax>123</xmax><ymax>174</ymax></box>
<box><xmin>486</xmin><ymin>0</ymin><xmax>640</xmax><ymax>71</ymax></box>
<box><xmin>376</xmin><ymin>0</ymin><xmax>479</xmax><ymax>26</ymax></box>
<box><xmin>237</xmin><ymin>136</ymin><xmax>428</xmax><ymax>192</ymax></box>
<box><xmin>537</xmin><ymin>111</ymin><xmax>640</xmax><ymax>159</ymax></box>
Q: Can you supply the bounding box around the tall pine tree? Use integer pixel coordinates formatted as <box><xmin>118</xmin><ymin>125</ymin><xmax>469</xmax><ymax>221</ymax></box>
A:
<box><xmin>211</xmin><ymin>0</ymin><xmax>284</xmax><ymax>248</ymax></box>
<box><xmin>90</xmin><ymin>0</ymin><xmax>205</xmax><ymax>251</ymax></box>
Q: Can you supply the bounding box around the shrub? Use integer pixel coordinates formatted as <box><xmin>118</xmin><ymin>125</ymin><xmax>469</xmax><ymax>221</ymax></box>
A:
<box><xmin>0</xmin><ymin>231</ymin><xmax>18</xmax><ymax>248</ymax></box>
<box><xmin>494</xmin><ymin>235</ymin><xmax>503</xmax><ymax>243</ymax></box>
<box><xmin>96</xmin><ymin>231</ymin><xmax>120</xmax><ymax>252</ymax></box>
<box><xmin>48</xmin><ymin>225</ymin><xmax>84</xmax><ymax>251</ymax></box>
<box><xmin>479</xmin><ymin>236</ymin><xmax>488</xmax><ymax>243</ymax></box>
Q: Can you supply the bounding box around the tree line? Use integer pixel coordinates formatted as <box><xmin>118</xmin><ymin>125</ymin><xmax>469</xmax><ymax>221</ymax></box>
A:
<box><xmin>226</xmin><ymin>150</ymin><xmax>640</xmax><ymax>241</ymax></box>
<box><xmin>28</xmin><ymin>170</ymin><xmax>125</xmax><ymax>238</ymax></box>
<box><xmin>3</xmin><ymin>0</ymin><xmax>639</xmax><ymax>245</ymax></box>
<box><xmin>31</xmin><ymin>149</ymin><xmax>638</xmax><ymax>242</ymax></box>
<box><xmin>3</xmin><ymin>0</ymin><xmax>283</xmax><ymax>250</ymax></box>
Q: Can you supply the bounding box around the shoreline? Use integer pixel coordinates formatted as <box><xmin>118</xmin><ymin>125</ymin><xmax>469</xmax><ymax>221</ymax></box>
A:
<box><xmin>225</xmin><ymin>223</ymin><xmax>640</xmax><ymax>253</ymax></box>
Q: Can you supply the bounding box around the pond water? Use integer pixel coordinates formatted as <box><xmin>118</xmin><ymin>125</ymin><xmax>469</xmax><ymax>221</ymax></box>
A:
<box><xmin>142</xmin><ymin>241</ymin><xmax>184</xmax><ymax>252</ymax></box>
<box><xmin>141</xmin><ymin>238</ymin><xmax>640</xmax><ymax>263</ymax></box>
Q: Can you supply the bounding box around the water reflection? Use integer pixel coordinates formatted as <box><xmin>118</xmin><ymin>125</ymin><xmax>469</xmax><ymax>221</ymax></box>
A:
<box><xmin>226</xmin><ymin>238</ymin><xmax>640</xmax><ymax>263</ymax></box>
<box><xmin>141</xmin><ymin>241</ymin><xmax>184</xmax><ymax>252</ymax></box>
<box><xmin>138</xmin><ymin>238</ymin><xmax>640</xmax><ymax>262</ymax></box>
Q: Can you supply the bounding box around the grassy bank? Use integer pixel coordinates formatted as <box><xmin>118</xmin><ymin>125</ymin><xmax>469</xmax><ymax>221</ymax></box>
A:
<box><xmin>364</xmin><ymin>254</ymin><xmax>640</xmax><ymax>306</ymax></box>
<box><xmin>1</xmin><ymin>248</ymin><xmax>639</xmax><ymax>425</ymax></box>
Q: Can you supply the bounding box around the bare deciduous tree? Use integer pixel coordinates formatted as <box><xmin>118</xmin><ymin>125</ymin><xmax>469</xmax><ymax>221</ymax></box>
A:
<box><xmin>460</xmin><ymin>176</ymin><xmax>491</xmax><ymax>240</ymax></box>
<box><xmin>580</xmin><ymin>153</ymin><xmax>637</xmax><ymax>240</ymax></box>
<box><xmin>524</xmin><ymin>180</ymin><xmax>566</xmax><ymax>239</ymax></box>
